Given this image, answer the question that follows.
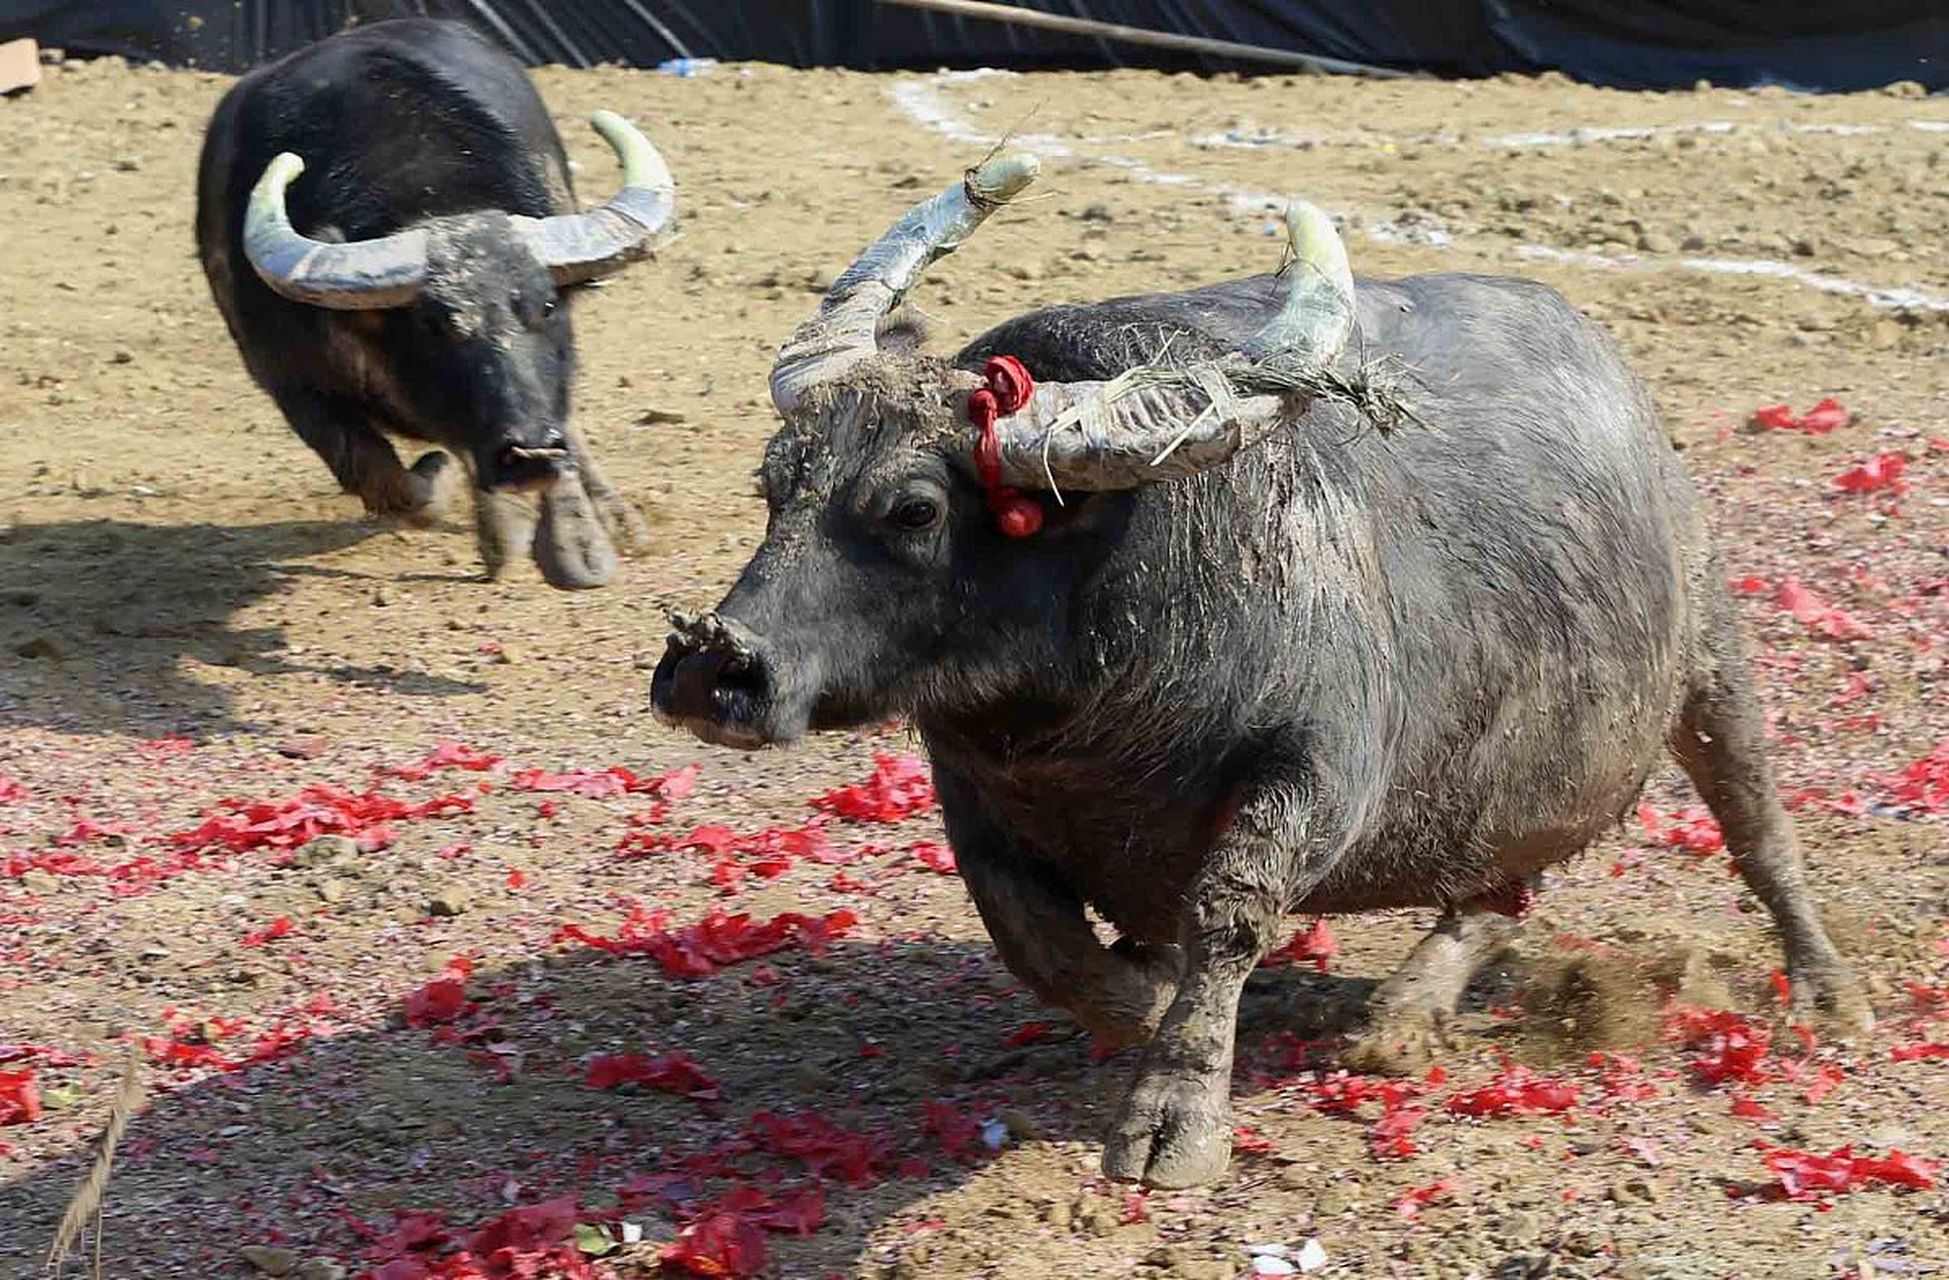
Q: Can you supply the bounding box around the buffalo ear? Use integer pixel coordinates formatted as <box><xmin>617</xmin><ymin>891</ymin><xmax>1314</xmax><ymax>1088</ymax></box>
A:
<box><xmin>875</xmin><ymin>305</ymin><xmax>931</xmax><ymax>357</ymax></box>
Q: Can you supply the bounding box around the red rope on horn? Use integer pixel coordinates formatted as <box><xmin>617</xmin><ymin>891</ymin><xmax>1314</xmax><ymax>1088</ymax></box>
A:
<box><xmin>966</xmin><ymin>355</ymin><xmax>1043</xmax><ymax>538</ymax></box>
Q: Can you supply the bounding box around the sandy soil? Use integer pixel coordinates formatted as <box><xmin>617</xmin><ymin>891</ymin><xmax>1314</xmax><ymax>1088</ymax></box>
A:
<box><xmin>1</xmin><ymin>49</ymin><xmax>1946</xmax><ymax>1280</ymax></box>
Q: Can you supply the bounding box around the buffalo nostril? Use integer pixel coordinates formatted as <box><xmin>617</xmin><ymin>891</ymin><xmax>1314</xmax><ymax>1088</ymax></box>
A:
<box><xmin>650</xmin><ymin>645</ymin><xmax>771</xmax><ymax>725</ymax></box>
<box><xmin>489</xmin><ymin>438</ymin><xmax>571</xmax><ymax>490</ymax></box>
<box><xmin>714</xmin><ymin>654</ymin><xmax>769</xmax><ymax>703</ymax></box>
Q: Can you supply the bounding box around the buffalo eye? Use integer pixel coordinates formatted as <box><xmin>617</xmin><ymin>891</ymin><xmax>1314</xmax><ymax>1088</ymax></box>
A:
<box><xmin>517</xmin><ymin>294</ymin><xmax>559</xmax><ymax>329</ymax></box>
<box><xmin>887</xmin><ymin>496</ymin><xmax>941</xmax><ymax>533</ymax></box>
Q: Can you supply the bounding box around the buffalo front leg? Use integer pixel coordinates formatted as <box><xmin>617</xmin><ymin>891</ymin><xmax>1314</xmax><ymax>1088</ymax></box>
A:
<box><xmin>1342</xmin><ymin>894</ymin><xmax>1524</xmax><ymax>1076</ymax></box>
<box><xmin>1671</xmin><ymin>581</ymin><xmax>1871</xmax><ymax>1033</ymax></box>
<box><xmin>274</xmin><ymin>388</ymin><xmax>449</xmax><ymax>525</ymax></box>
<box><xmin>473</xmin><ymin>489</ymin><xmax>540</xmax><ymax>582</ymax></box>
<box><xmin>533</xmin><ymin>474</ymin><xmax>621</xmax><ymax>589</ymax></box>
<box><xmin>938</xmin><ymin>767</ymin><xmax>1179</xmax><ymax>1048</ymax></box>
<box><xmin>564</xmin><ymin>424</ymin><xmax>651</xmax><ymax>555</ymax></box>
<box><xmin>1104</xmin><ymin>774</ymin><xmax>1330</xmax><ymax>1189</ymax></box>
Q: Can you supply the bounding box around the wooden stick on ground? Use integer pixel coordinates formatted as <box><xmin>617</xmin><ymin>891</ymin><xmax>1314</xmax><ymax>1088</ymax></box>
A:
<box><xmin>45</xmin><ymin>1049</ymin><xmax>144</xmax><ymax>1277</ymax></box>
<box><xmin>873</xmin><ymin>0</ymin><xmax>1418</xmax><ymax>79</ymax></box>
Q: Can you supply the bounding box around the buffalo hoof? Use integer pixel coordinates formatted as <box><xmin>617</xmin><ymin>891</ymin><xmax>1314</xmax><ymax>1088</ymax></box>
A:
<box><xmin>1102</xmin><ymin>1067</ymin><xmax>1232</xmax><ymax>1189</ymax></box>
<box><xmin>1342</xmin><ymin>1006</ymin><xmax>1447</xmax><ymax>1077</ymax></box>
<box><xmin>365</xmin><ymin>450</ymin><xmax>453</xmax><ymax>528</ymax></box>
<box><xmin>401</xmin><ymin>450</ymin><xmax>455</xmax><ymax>526</ymax></box>
<box><xmin>1790</xmin><ymin>961</ymin><xmax>1874</xmax><ymax>1039</ymax></box>
<box><xmin>475</xmin><ymin>489</ymin><xmax>538</xmax><ymax>582</ymax></box>
<box><xmin>591</xmin><ymin>489</ymin><xmax>652</xmax><ymax>557</ymax></box>
<box><xmin>534</xmin><ymin>477</ymin><xmax>619</xmax><ymax>589</ymax></box>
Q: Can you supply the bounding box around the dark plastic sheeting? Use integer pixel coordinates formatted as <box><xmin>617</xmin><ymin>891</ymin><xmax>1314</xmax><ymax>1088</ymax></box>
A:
<box><xmin>1</xmin><ymin>0</ymin><xmax>1942</xmax><ymax>90</ymax></box>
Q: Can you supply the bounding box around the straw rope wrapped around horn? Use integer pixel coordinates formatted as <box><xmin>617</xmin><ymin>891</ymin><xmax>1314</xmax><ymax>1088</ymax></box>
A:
<box><xmin>243</xmin><ymin>110</ymin><xmax>676</xmax><ymax>310</ymax></box>
<box><xmin>984</xmin><ymin>201</ymin><xmax>1356</xmax><ymax>491</ymax></box>
<box><xmin>769</xmin><ymin>150</ymin><xmax>1358</xmax><ymax>491</ymax></box>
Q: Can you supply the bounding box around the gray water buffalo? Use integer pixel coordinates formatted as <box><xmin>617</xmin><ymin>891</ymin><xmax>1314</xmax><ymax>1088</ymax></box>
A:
<box><xmin>196</xmin><ymin>18</ymin><xmax>675</xmax><ymax>588</ymax></box>
<box><xmin>652</xmin><ymin>153</ymin><xmax>1869</xmax><ymax>1188</ymax></box>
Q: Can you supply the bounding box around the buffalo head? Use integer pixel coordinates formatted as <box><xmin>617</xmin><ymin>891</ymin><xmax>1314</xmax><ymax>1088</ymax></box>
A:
<box><xmin>653</xmin><ymin>152</ymin><xmax>1354</xmax><ymax>749</ymax></box>
<box><xmin>241</xmin><ymin>111</ymin><xmax>675</xmax><ymax>491</ymax></box>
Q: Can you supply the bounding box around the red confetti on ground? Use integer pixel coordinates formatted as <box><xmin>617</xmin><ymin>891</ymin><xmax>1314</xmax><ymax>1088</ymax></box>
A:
<box><xmin>1444</xmin><ymin>1062</ymin><xmax>1580</xmax><ymax>1117</ymax></box>
<box><xmin>694</xmin><ymin>1184</ymin><xmax>826</xmax><ymax>1236</ymax></box>
<box><xmin>511</xmin><ymin>762</ymin><xmax>699</xmax><ymax>801</ymax></box>
<box><xmin>362</xmin><ymin>1196</ymin><xmax>599</xmax><ymax>1280</ymax></box>
<box><xmin>1369</xmin><ymin>1103</ymin><xmax>1428</xmax><ymax>1160</ymax></box>
<box><xmin>1755</xmin><ymin>1145</ymin><xmax>1940</xmax><ymax>1201</ymax></box>
<box><xmin>1747</xmin><ymin>397</ymin><xmax>1850</xmax><ymax>434</ymax></box>
<box><xmin>1003</xmin><ymin>1021</ymin><xmax>1055</xmax><ymax>1048</ymax></box>
<box><xmin>1887</xmin><ymin>739</ymin><xmax>1949</xmax><ymax>815</ymax></box>
<box><xmin>744</xmin><ymin>1109</ymin><xmax>890</xmax><ymax>1184</ymax></box>
<box><xmin>1636</xmin><ymin>802</ymin><xmax>1725</xmax><ymax>855</ymax></box>
<box><xmin>909</xmin><ymin>840</ymin><xmax>957</xmax><ymax>874</ymax></box>
<box><xmin>1582</xmin><ymin>1052</ymin><xmax>1660</xmax><ymax>1106</ymax></box>
<box><xmin>384</xmin><ymin>741</ymin><xmax>503</xmax><ymax>781</ymax></box>
<box><xmin>1393</xmin><ymin>1176</ymin><xmax>1459</xmax><ymax>1220</ymax></box>
<box><xmin>921</xmin><ymin>1098</ymin><xmax>985</xmax><ymax>1163</ymax></box>
<box><xmin>1260</xmin><ymin>918</ymin><xmax>1337</xmax><ymax>972</ymax></box>
<box><xmin>0</xmin><ymin>1069</ymin><xmax>42</xmax><ymax>1125</ymax></box>
<box><xmin>809</xmin><ymin>755</ymin><xmax>936</xmax><ymax>822</ymax></box>
<box><xmin>1803</xmin><ymin>1061</ymin><xmax>1846</xmax><ymax>1106</ymax></box>
<box><xmin>239</xmin><ymin>915</ymin><xmax>296</xmax><ymax>947</ymax></box>
<box><xmin>1668</xmin><ymin>1006</ymin><xmax>1774</xmax><ymax>1087</ymax></box>
<box><xmin>1773</xmin><ymin>579</ymin><xmax>1874</xmax><ymax>642</ymax></box>
<box><xmin>1833</xmin><ymin>451</ymin><xmax>1909</xmax><ymax>496</ymax></box>
<box><xmin>661</xmin><ymin>1212</ymin><xmax>769</xmax><ymax>1279</ymax></box>
<box><xmin>584</xmin><ymin>1050</ymin><xmax>721</xmax><ymax>1102</ymax></box>
<box><xmin>1233</xmin><ymin>1125</ymin><xmax>1276</xmax><ymax>1155</ymax></box>
<box><xmin>1908</xmin><ymin>981</ymin><xmax>1949</xmax><ymax>1020</ymax></box>
<box><xmin>1891</xmin><ymin>1042</ymin><xmax>1949</xmax><ymax>1062</ymax></box>
<box><xmin>618</xmin><ymin>821</ymin><xmax>830</xmax><ymax>895</ymax></box>
<box><xmin>554</xmin><ymin>906</ymin><xmax>857</xmax><ymax>979</ymax></box>
<box><xmin>139</xmin><ymin>1001</ymin><xmax>334</xmax><ymax>1076</ymax></box>
<box><xmin>404</xmin><ymin>956</ymin><xmax>477</xmax><ymax>1028</ymax></box>
<box><xmin>1730</xmin><ymin>1094</ymin><xmax>1778</xmax><ymax>1123</ymax></box>
<box><xmin>1296</xmin><ymin>1070</ymin><xmax>1431</xmax><ymax>1158</ymax></box>
<box><xmin>171</xmin><ymin>784</ymin><xmax>474</xmax><ymax>855</ymax></box>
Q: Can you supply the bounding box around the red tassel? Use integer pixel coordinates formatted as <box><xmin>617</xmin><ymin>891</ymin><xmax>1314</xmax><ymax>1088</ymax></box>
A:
<box><xmin>968</xmin><ymin>357</ymin><xmax>1042</xmax><ymax>538</ymax></box>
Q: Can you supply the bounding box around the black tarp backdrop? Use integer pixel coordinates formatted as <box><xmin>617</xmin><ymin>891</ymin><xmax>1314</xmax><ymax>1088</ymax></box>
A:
<box><xmin>0</xmin><ymin>0</ymin><xmax>1943</xmax><ymax>90</ymax></box>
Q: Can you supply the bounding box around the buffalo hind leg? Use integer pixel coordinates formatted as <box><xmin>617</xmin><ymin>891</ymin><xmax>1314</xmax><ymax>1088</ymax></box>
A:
<box><xmin>1671</xmin><ymin>585</ymin><xmax>1871</xmax><ymax>1032</ymax></box>
<box><xmin>1105</xmin><ymin>766</ymin><xmax>1324</xmax><ymax>1189</ymax></box>
<box><xmin>937</xmin><ymin>769</ymin><xmax>1179</xmax><ymax>1048</ymax></box>
<box><xmin>276</xmin><ymin>389</ymin><xmax>448</xmax><ymax>525</ymax></box>
<box><xmin>1343</xmin><ymin>897</ymin><xmax>1523</xmax><ymax>1076</ymax></box>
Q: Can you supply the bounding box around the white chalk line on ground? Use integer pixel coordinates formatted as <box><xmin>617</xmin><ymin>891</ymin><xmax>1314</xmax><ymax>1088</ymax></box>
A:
<box><xmin>1517</xmin><ymin>245</ymin><xmax>1949</xmax><ymax>313</ymax></box>
<box><xmin>888</xmin><ymin>71</ymin><xmax>1949</xmax><ymax>313</ymax></box>
<box><xmin>1193</xmin><ymin>117</ymin><xmax>1948</xmax><ymax>152</ymax></box>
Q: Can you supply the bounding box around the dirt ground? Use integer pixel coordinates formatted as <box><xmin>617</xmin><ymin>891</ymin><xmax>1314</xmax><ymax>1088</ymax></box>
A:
<box><xmin>2</xmin><ymin>48</ymin><xmax>1947</xmax><ymax>1280</ymax></box>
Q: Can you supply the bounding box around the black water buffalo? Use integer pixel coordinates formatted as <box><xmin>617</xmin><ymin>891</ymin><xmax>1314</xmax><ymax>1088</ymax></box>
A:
<box><xmin>196</xmin><ymin>18</ymin><xmax>675</xmax><ymax>588</ymax></box>
<box><xmin>651</xmin><ymin>153</ymin><xmax>1869</xmax><ymax>1188</ymax></box>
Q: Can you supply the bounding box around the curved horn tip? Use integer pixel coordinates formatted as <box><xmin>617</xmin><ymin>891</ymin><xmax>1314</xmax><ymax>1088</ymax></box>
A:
<box><xmin>1283</xmin><ymin>200</ymin><xmax>1352</xmax><ymax>291</ymax></box>
<box><xmin>256</xmin><ymin>151</ymin><xmax>306</xmax><ymax>195</ymax></box>
<box><xmin>969</xmin><ymin>150</ymin><xmax>1039</xmax><ymax>203</ymax></box>
<box><xmin>589</xmin><ymin>109</ymin><xmax>672</xmax><ymax>191</ymax></box>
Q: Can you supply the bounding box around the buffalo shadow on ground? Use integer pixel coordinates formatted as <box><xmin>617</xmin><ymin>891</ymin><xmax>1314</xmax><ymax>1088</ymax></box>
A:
<box><xmin>0</xmin><ymin>932</ymin><xmax>1435</xmax><ymax>1277</ymax></box>
<box><xmin>0</xmin><ymin>517</ymin><xmax>486</xmax><ymax>742</ymax></box>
